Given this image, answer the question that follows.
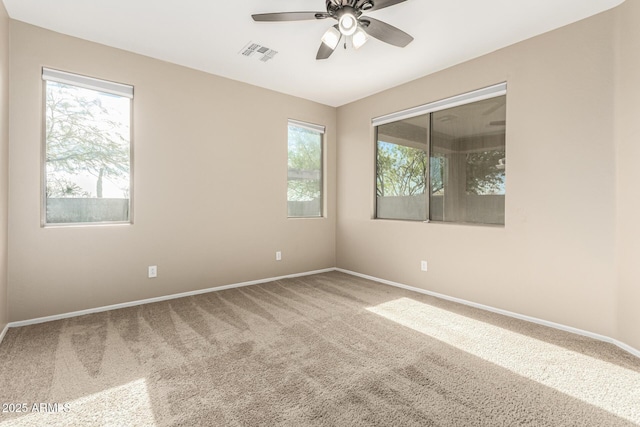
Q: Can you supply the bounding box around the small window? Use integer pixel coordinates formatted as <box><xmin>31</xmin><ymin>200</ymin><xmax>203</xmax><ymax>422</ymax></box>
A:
<box><xmin>42</xmin><ymin>68</ymin><xmax>133</xmax><ymax>225</ymax></box>
<box><xmin>375</xmin><ymin>84</ymin><xmax>506</xmax><ymax>225</ymax></box>
<box><xmin>287</xmin><ymin>120</ymin><xmax>324</xmax><ymax>218</ymax></box>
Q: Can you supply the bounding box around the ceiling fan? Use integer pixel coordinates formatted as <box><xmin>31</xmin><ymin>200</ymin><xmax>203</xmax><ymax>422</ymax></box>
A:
<box><xmin>252</xmin><ymin>0</ymin><xmax>414</xmax><ymax>60</ymax></box>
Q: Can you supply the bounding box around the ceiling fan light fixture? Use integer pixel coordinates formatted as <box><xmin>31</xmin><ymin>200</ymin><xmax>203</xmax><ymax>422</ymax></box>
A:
<box><xmin>338</xmin><ymin>12</ymin><xmax>358</xmax><ymax>36</ymax></box>
<box><xmin>321</xmin><ymin>26</ymin><xmax>341</xmax><ymax>50</ymax></box>
<box><xmin>352</xmin><ymin>27</ymin><xmax>369</xmax><ymax>49</ymax></box>
<box><xmin>251</xmin><ymin>0</ymin><xmax>413</xmax><ymax>60</ymax></box>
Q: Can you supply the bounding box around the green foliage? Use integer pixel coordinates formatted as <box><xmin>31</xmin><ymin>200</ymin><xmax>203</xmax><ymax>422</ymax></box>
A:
<box><xmin>46</xmin><ymin>177</ymin><xmax>91</xmax><ymax>198</ymax></box>
<box><xmin>376</xmin><ymin>142</ymin><xmax>427</xmax><ymax>197</ymax></box>
<box><xmin>430</xmin><ymin>155</ymin><xmax>445</xmax><ymax>195</ymax></box>
<box><xmin>287</xmin><ymin>126</ymin><xmax>321</xmax><ymax>202</ymax></box>
<box><xmin>377</xmin><ymin>142</ymin><xmax>505</xmax><ymax>197</ymax></box>
<box><xmin>45</xmin><ymin>82</ymin><xmax>130</xmax><ymax>198</ymax></box>
<box><xmin>466</xmin><ymin>151</ymin><xmax>505</xmax><ymax>195</ymax></box>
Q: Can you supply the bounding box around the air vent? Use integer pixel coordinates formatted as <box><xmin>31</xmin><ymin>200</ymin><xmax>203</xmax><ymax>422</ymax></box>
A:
<box><xmin>239</xmin><ymin>41</ymin><xmax>278</xmax><ymax>63</ymax></box>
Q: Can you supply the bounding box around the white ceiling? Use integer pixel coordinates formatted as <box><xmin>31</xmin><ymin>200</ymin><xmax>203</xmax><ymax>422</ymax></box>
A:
<box><xmin>2</xmin><ymin>0</ymin><xmax>624</xmax><ymax>107</ymax></box>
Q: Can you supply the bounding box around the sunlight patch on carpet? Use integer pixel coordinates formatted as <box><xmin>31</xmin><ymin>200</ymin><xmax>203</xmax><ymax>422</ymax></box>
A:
<box><xmin>367</xmin><ymin>297</ymin><xmax>640</xmax><ymax>424</ymax></box>
<box><xmin>0</xmin><ymin>378</ymin><xmax>156</xmax><ymax>427</ymax></box>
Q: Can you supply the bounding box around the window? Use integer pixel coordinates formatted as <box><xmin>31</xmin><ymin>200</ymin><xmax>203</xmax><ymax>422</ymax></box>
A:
<box><xmin>42</xmin><ymin>68</ymin><xmax>133</xmax><ymax>225</ymax></box>
<box><xmin>375</xmin><ymin>84</ymin><xmax>506</xmax><ymax>225</ymax></box>
<box><xmin>287</xmin><ymin>119</ymin><xmax>324</xmax><ymax>218</ymax></box>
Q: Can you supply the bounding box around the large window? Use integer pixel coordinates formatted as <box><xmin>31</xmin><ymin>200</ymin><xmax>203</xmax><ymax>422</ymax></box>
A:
<box><xmin>375</xmin><ymin>84</ymin><xmax>506</xmax><ymax>225</ymax></box>
<box><xmin>287</xmin><ymin>120</ymin><xmax>324</xmax><ymax>218</ymax></box>
<box><xmin>43</xmin><ymin>68</ymin><xmax>133</xmax><ymax>225</ymax></box>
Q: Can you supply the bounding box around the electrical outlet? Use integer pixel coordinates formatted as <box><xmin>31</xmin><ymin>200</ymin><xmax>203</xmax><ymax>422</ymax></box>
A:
<box><xmin>420</xmin><ymin>260</ymin><xmax>428</xmax><ymax>272</ymax></box>
<box><xmin>276</xmin><ymin>251</ymin><xmax>282</xmax><ymax>261</ymax></box>
<box><xmin>148</xmin><ymin>265</ymin><xmax>158</xmax><ymax>278</ymax></box>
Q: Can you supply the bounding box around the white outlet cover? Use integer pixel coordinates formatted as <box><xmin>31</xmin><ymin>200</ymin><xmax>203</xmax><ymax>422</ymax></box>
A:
<box><xmin>148</xmin><ymin>265</ymin><xmax>157</xmax><ymax>278</ymax></box>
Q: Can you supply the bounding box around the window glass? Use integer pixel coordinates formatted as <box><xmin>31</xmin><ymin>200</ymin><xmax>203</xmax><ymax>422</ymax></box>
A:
<box><xmin>375</xmin><ymin>92</ymin><xmax>506</xmax><ymax>225</ymax></box>
<box><xmin>376</xmin><ymin>116</ymin><xmax>429</xmax><ymax>221</ymax></box>
<box><xmin>44</xmin><ymin>76</ymin><xmax>132</xmax><ymax>224</ymax></box>
<box><xmin>288</xmin><ymin>122</ymin><xmax>323</xmax><ymax>218</ymax></box>
<box><xmin>431</xmin><ymin>97</ymin><xmax>506</xmax><ymax>224</ymax></box>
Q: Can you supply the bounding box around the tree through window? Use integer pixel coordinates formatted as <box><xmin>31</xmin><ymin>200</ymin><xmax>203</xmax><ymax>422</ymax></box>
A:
<box><xmin>375</xmin><ymin>86</ymin><xmax>506</xmax><ymax>225</ymax></box>
<box><xmin>43</xmin><ymin>69</ymin><xmax>133</xmax><ymax>225</ymax></box>
<box><xmin>287</xmin><ymin>120</ymin><xmax>324</xmax><ymax>218</ymax></box>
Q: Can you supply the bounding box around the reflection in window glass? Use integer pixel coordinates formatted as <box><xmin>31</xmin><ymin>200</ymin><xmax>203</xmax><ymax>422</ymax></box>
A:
<box><xmin>431</xmin><ymin>96</ymin><xmax>506</xmax><ymax>224</ymax></box>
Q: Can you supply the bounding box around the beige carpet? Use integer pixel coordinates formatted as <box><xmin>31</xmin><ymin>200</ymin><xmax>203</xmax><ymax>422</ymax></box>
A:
<box><xmin>0</xmin><ymin>271</ymin><xmax>639</xmax><ymax>426</ymax></box>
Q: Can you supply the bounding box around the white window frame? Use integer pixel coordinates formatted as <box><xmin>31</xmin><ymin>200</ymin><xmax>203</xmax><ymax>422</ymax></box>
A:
<box><xmin>287</xmin><ymin>119</ymin><xmax>325</xmax><ymax>218</ymax></box>
<box><xmin>41</xmin><ymin>68</ymin><xmax>134</xmax><ymax>226</ymax></box>
<box><xmin>372</xmin><ymin>83</ymin><xmax>507</xmax><ymax>127</ymax></box>
<box><xmin>373</xmin><ymin>83</ymin><xmax>507</xmax><ymax>225</ymax></box>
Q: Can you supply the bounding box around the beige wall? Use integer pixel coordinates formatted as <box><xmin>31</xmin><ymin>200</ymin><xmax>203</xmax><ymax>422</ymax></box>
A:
<box><xmin>615</xmin><ymin>0</ymin><xmax>640</xmax><ymax>350</ymax></box>
<box><xmin>337</xmin><ymin>10</ymin><xmax>619</xmax><ymax>337</ymax></box>
<box><xmin>8</xmin><ymin>22</ymin><xmax>336</xmax><ymax>321</ymax></box>
<box><xmin>0</xmin><ymin>3</ymin><xmax>8</xmax><ymax>332</ymax></box>
<box><xmin>4</xmin><ymin>3</ymin><xmax>639</xmax><ymax>351</ymax></box>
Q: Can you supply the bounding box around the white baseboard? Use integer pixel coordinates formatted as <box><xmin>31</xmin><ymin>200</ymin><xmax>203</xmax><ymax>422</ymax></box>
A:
<box><xmin>7</xmin><ymin>268</ymin><xmax>335</xmax><ymax>328</ymax></box>
<box><xmin>5</xmin><ymin>266</ymin><xmax>640</xmax><ymax>361</ymax></box>
<box><xmin>0</xmin><ymin>323</ymin><xmax>8</xmax><ymax>346</ymax></box>
<box><xmin>613</xmin><ymin>339</ymin><xmax>640</xmax><ymax>359</ymax></box>
<box><xmin>336</xmin><ymin>268</ymin><xmax>640</xmax><ymax>360</ymax></box>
